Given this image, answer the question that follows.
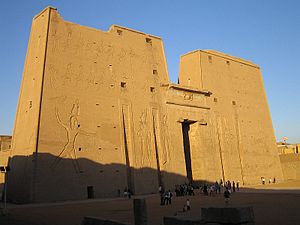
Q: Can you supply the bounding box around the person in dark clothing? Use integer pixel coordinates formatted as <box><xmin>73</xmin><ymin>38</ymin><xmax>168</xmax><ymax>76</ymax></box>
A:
<box><xmin>127</xmin><ymin>189</ymin><xmax>131</xmax><ymax>199</ymax></box>
<box><xmin>232</xmin><ymin>181</ymin><xmax>236</xmax><ymax>192</ymax></box>
<box><xmin>224</xmin><ymin>187</ymin><xmax>230</xmax><ymax>204</ymax></box>
<box><xmin>203</xmin><ymin>184</ymin><xmax>208</xmax><ymax>195</ymax></box>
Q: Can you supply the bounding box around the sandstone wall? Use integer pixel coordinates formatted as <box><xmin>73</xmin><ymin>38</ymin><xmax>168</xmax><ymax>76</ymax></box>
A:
<box><xmin>280</xmin><ymin>154</ymin><xmax>300</xmax><ymax>180</ymax></box>
<box><xmin>178</xmin><ymin>50</ymin><xmax>283</xmax><ymax>184</ymax></box>
<box><xmin>7</xmin><ymin>7</ymin><xmax>52</xmax><ymax>202</ymax></box>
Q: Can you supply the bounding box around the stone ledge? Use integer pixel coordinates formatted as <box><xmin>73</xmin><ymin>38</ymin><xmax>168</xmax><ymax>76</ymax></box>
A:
<box><xmin>81</xmin><ymin>216</ymin><xmax>131</xmax><ymax>225</ymax></box>
<box><xmin>164</xmin><ymin>216</ymin><xmax>202</xmax><ymax>225</ymax></box>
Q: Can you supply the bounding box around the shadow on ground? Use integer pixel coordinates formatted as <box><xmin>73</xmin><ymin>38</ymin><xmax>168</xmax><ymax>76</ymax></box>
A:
<box><xmin>0</xmin><ymin>153</ymin><xmax>299</xmax><ymax>225</ymax></box>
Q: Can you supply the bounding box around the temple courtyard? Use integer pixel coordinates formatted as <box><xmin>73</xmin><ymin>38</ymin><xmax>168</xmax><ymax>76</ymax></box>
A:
<box><xmin>1</xmin><ymin>181</ymin><xmax>300</xmax><ymax>225</ymax></box>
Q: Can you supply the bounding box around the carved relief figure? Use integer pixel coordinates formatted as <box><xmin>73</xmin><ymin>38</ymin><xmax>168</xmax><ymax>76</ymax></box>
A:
<box><xmin>161</xmin><ymin>114</ymin><xmax>171</xmax><ymax>165</ymax></box>
<box><xmin>52</xmin><ymin>100</ymin><xmax>94</xmax><ymax>173</ymax></box>
<box><xmin>137</xmin><ymin>110</ymin><xmax>152</xmax><ymax>167</ymax></box>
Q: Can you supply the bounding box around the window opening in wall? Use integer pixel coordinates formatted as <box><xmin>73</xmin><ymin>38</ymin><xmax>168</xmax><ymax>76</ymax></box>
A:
<box><xmin>214</xmin><ymin>97</ymin><xmax>218</xmax><ymax>102</ymax></box>
<box><xmin>117</xmin><ymin>29</ymin><xmax>123</xmax><ymax>35</ymax></box>
<box><xmin>146</xmin><ymin>37</ymin><xmax>152</xmax><ymax>45</ymax></box>
<box><xmin>150</xmin><ymin>87</ymin><xmax>155</xmax><ymax>92</ymax></box>
<box><xmin>226</xmin><ymin>60</ymin><xmax>230</xmax><ymax>65</ymax></box>
<box><xmin>153</xmin><ymin>69</ymin><xmax>158</xmax><ymax>75</ymax></box>
<box><xmin>121</xmin><ymin>82</ymin><xmax>126</xmax><ymax>88</ymax></box>
<box><xmin>87</xmin><ymin>186</ymin><xmax>94</xmax><ymax>199</ymax></box>
<box><xmin>208</xmin><ymin>55</ymin><xmax>212</xmax><ymax>63</ymax></box>
<box><xmin>232</xmin><ymin>100</ymin><xmax>236</xmax><ymax>105</ymax></box>
<box><xmin>78</xmin><ymin>147</ymin><xmax>82</xmax><ymax>151</ymax></box>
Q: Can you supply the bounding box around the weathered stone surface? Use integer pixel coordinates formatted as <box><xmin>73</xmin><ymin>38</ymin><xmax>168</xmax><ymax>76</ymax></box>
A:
<box><xmin>82</xmin><ymin>217</ymin><xmax>131</xmax><ymax>225</ymax></box>
<box><xmin>201</xmin><ymin>207</ymin><xmax>255</xmax><ymax>224</ymax></box>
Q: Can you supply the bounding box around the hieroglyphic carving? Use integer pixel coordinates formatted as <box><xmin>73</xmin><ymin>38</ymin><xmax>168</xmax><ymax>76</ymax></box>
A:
<box><xmin>52</xmin><ymin>99</ymin><xmax>95</xmax><ymax>173</ymax></box>
<box><xmin>137</xmin><ymin>110</ymin><xmax>152</xmax><ymax>167</ymax></box>
<box><xmin>48</xmin><ymin>64</ymin><xmax>58</xmax><ymax>89</ymax></box>
<box><xmin>161</xmin><ymin>114</ymin><xmax>170</xmax><ymax>165</ymax></box>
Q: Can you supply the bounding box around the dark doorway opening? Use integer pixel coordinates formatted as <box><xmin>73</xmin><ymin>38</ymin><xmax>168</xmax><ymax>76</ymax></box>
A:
<box><xmin>181</xmin><ymin>120</ymin><xmax>196</xmax><ymax>183</ymax></box>
<box><xmin>87</xmin><ymin>186</ymin><xmax>94</xmax><ymax>199</ymax></box>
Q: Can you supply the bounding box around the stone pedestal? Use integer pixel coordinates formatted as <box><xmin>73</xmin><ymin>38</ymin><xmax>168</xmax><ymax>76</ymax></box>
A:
<box><xmin>164</xmin><ymin>216</ymin><xmax>202</xmax><ymax>225</ymax></box>
<box><xmin>134</xmin><ymin>198</ymin><xmax>148</xmax><ymax>225</ymax></box>
<box><xmin>201</xmin><ymin>207</ymin><xmax>255</xmax><ymax>225</ymax></box>
<box><xmin>81</xmin><ymin>217</ymin><xmax>131</xmax><ymax>225</ymax></box>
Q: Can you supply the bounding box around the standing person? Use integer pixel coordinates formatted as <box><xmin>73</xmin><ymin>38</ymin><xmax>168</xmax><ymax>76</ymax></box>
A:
<box><xmin>160</xmin><ymin>191</ymin><xmax>165</xmax><ymax>205</ymax></box>
<box><xmin>203</xmin><ymin>184</ymin><xmax>208</xmax><ymax>195</ymax></box>
<box><xmin>218</xmin><ymin>182</ymin><xmax>221</xmax><ymax>194</ymax></box>
<box><xmin>273</xmin><ymin>177</ymin><xmax>276</xmax><ymax>184</ymax></box>
<box><xmin>214</xmin><ymin>181</ymin><xmax>218</xmax><ymax>194</ymax></box>
<box><xmin>158</xmin><ymin>185</ymin><xmax>162</xmax><ymax>194</ymax></box>
<box><xmin>186</xmin><ymin>199</ymin><xmax>191</xmax><ymax>210</ymax></box>
<box><xmin>227</xmin><ymin>181</ymin><xmax>232</xmax><ymax>192</ymax></box>
<box><xmin>123</xmin><ymin>187</ymin><xmax>128</xmax><ymax>198</ymax></box>
<box><xmin>168</xmin><ymin>190</ymin><xmax>173</xmax><ymax>204</ymax></box>
<box><xmin>269</xmin><ymin>178</ymin><xmax>272</xmax><ymax>184</ymax></box>
<box><xmin>127</xmin><ymin>189</ymin><xmax>131</xmax><ymax>199</ymax></box>
<box><xmin>262</xmin><ymin>177</ymin><xmax>265</xmax><ymax>185</ymax></box>
<box><xmin>224</xmin><ymin>187</ymin><xmax>231</xmax><ymax>204</ymax></box>
<box><xmin>232</xmin><ymin>181</ymin><xmax>236</xmax><ymax>192</ymax></box>
<box><xmin>164</xmin><ymin>191</ymin><xmax>170</xmax><ymax>205</ymax></box>
<box><xmin>175</xmin><ymin>185</ymin><xmax>179</xmax><ymax>197</ymax></box>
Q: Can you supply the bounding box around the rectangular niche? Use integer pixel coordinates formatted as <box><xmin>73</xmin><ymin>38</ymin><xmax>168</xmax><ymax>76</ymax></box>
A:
<box><xmin>117</xmin><ymin>29</ymin><xmax>123</xmax><ymax>35</ymax></box>
<box><xmin>150</xmin><ymin>87</ymin><xmax>155</xmax><ymax>92</ymax></box>
<box><xmin>145</xmin><ymin>37</ymin><xmax>152</xmax><ymax>45</ymax></box>
<box><xmin>121</xmin><ymin>82</ymin><xmax>126</xmax><ymax>88</ymax></box>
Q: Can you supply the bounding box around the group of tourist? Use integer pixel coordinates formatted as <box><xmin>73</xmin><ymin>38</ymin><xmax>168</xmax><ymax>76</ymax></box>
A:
<box><xmin>174</xmin><ymin>183</ymin><xmax>195</xmax><ymax>196</ymax></box>
<box><xmin>261</xmin><ymin>177</ymin><xmax>276</xmax><ymax>185</ymax></box>
<box><xmin>159</xmin><ymin>186</ymin><xmax>173</xmax><ymax>205</ymax></box>
<box><xmin>200</xmin><ymin>180</ymin><xmax>240</xmax><ymax>196</ymax></box>
<box><xmin>157</xmin><ymin>180</ymin><xmax>242</xmax><ymax>207</ymax></box>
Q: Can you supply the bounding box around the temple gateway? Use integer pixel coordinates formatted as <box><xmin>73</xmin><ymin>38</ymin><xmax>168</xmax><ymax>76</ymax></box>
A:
<box><xmin>7</xmin><ymin>7</ymin><xmax>283</xmax><ymax>203</ymax></box>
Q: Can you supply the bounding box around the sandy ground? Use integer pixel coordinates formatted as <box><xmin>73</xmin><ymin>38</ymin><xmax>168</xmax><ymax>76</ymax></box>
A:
<box><xmin>1</xmin><ymin>181</ymin><xmax>300</xmax><ymax>225</ymax></box>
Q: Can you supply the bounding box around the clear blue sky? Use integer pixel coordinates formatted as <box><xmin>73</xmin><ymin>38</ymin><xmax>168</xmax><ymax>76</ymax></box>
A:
<box><xmin>0</xmin><ymin>0</ymin><xmax>299</xmax><ymax>143</ymax></box>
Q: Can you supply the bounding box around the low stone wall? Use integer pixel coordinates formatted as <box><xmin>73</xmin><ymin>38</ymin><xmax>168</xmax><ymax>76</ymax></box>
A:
<box><xmin>81</xmin><ymin>217</ymin><xmax>131</xmax><ymax>225</ymax></box>
<box><xmin>164</xmin><ymin>216</ymin><xmax>202</xmax><ymax>225</ymax></box>
<box><xmin>201</xmin><ymin>207</ymin><xmax>255</xmax><ymax>225</ymax></box>
<box><xmin>280</xmin><ymin>154</ymin><xmax>300</xmax><ymax>180</ymax></box>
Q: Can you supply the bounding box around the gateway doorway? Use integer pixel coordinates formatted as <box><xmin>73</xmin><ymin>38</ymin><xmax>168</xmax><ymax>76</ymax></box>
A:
<box><xmin>181</xmin><ymin>119</ymin><xmax>196</xmax><ymax>183</ymax></box>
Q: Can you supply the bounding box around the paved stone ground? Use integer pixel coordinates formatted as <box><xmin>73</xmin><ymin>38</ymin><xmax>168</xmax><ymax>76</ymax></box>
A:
<box><xmin>1</xmin><ymin>181</ymin><xmax>300</xmax><ymax>225</ymax></box>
